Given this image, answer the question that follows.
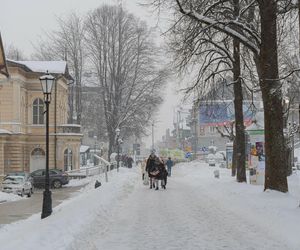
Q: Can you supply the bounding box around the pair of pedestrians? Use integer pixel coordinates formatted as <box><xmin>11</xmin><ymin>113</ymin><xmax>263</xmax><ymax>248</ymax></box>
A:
<box><xmin>144</xmin><ymin>152</ymin><xmax>172</xmax><ymax>190</ymax></box>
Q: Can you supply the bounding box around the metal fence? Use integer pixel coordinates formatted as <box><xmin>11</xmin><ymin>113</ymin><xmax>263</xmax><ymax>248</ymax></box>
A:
<box><xmin>67</xmin><ymin>155</ymin><xmax>117</xmax><ymax>182</ymax></box>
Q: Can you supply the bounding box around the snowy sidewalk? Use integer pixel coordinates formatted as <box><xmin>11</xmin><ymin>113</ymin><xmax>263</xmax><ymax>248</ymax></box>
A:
<box><xmin>70</xmin><ymin>164</ymin><xmax>295</xmax><ymax>250</ymax></box>
<box><xmin>0</xmin><ymin>163</ymin><xmax>300</xmax><ymax>250</ymax></box>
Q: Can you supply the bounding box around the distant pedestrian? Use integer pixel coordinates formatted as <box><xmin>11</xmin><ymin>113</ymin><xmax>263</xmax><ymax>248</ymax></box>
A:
<box><xmin>127</xmin><ymin>156</ymin><xmax>134</xmax><ymax>168</ymax></box>
<box><xmin>156</xmin><ymin>158</ymin><xmax>168</xmax><ymax>189</ymax></box>
<box><xmin>166</xmin><ymin>157</ymin><xmax>174</xmax><ymax>177</ymax></box>
<box><xmin>146</xmin><ymin>150</ymin><xmax>159</xmax><ymax>189</ymax></box>
<box><xmin>141</xmin><ymin>158</ymin><xmax>147</xmax><ymax>180</ymax></box>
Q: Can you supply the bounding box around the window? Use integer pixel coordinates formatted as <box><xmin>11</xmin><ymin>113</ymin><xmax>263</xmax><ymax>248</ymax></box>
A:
<box><xmin>31</xmin><ymin>170</ymin><xmax>44</xmax><ymax>176</ymax></box>
<box><xmin>209</xmin><ymin>126</ymin><xmax>215</xmax><ymax>133</ymax></box>
<box><xmin>64</xmin><ymin>148</ymin><xmax>73</xmax><ymax>171</ymax></box>
<box><xmin>200</xmin><ymin>126</ymin><xmax>205</xmax><ymax>135</ymax></box>
<box><xmin>31</xmin><ymin>148</ymin><xmax>45</xmax><ymax>156</ymax></box>
<box><xmin>33</xmin><ymin>98</ymin><xmax>44</xmax><ymax>124</ymax></box>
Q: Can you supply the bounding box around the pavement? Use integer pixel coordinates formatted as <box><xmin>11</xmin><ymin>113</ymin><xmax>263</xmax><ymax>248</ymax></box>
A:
<box><xmin>0</xmin><ymin>185</ymin><xmax>83</xmax><ymax>225</ymax></box>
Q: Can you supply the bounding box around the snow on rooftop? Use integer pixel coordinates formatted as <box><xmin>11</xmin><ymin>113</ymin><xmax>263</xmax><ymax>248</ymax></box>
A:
<box><xmin>80</xmin><ymin>145</ymin><xmax>90</xmax><ymax>153</ymax></box>
<box><xmin>11</xmin><ymin>60</ymin><xmax>67</xmax><ymax>74</ymax></box>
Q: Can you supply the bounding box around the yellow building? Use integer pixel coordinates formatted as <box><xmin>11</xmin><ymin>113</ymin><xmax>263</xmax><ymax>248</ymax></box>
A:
<box><xmin>0</xmin><ymin>60</ymin><xmax>82</xmax><ymax>176</ymax></box>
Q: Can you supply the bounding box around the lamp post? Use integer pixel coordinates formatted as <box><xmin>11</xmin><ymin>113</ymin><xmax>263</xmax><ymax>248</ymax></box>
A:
<box><xmin>116</xmin><ymin>128</ymin><xmax>120</xmax><ymax>172</ymax></box>
<box><xmin>288</xmin><ymin>122</ymin><xmax>298</xmax><ymax>170</ymax></box>
<box><xmin>94</xmin><ymin>135</ymin><xmax>97</xmax><ymax>166</ymax></box>
<box><xmin>151</xmin><ymin>120</ymin><xmax>154</xmax><ymax>150</ymax></box>
<box><xmin>40</xmin><ymin>72</ymin><xmax>55</xmax><ymax>219</ymax></box>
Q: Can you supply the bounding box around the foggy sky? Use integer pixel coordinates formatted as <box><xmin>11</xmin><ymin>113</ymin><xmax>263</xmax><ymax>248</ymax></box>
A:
<box><xmin>0</xmin><ymin>0</ymin><xmax>184</xmax><ymax>147</ymax></box>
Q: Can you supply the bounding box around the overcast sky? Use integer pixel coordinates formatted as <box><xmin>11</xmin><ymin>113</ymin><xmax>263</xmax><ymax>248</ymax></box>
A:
<box><xmin>0</xmin><ymin>0</ymin><xmax>186</xmax><ymax>147</ymax></box>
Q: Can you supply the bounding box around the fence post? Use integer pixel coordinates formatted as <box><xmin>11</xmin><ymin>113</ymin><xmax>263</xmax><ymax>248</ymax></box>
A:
<box><xmin>105</xmin><ymin>164</ymin><xmax>108</xmax><ymax>182</ymax></box>
<box><xmin>86</xmin><ymin>167</ymin><xmax>89</xmax><ymax>177</ymax></box>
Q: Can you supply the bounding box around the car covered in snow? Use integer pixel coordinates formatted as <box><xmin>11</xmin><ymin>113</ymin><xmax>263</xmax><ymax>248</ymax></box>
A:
<box><xmin>5</xmin><ymin>171</ymin><xmax>33</xmax><ymax>185</ymax></box>
<box><xmin>1</xmin><ymin>176</ymin><xmax>33</xmax><ymax>197</ymax></box>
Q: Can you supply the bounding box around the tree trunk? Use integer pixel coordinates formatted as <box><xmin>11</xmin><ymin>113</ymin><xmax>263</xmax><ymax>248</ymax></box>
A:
<box><xmin>232</xmin><ymin>138</ymin><xmax>237</xmax><ymax>176</ymax></box>
<box><xmin>233</xmin><ymin>38</ymin><xmax>246</xmax><ymax>182</ymax></box>
<box><xmin>232</xmin><ymin>0</ymin><xmax>246</xmax><ymax>182</ymax></box>
<box><xmin>108</xmin><ymin>132</ymin><xmax>115</xmax><ymax>162</ymax></box>
<box><xmin>258</xmin><ymin>0</ymin><xmax>288</xmax><ymax>192</ymax></box>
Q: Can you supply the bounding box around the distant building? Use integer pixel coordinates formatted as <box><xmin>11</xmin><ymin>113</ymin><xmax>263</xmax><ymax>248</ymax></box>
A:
<box><xmin>193</xmin><ymin>79</ymin><xmax>256</xmax><ymax>151</ymax></box>
<box><xmin>0</xmin><ymin>60</ymin><xmax>82</xmax><ymax>176</ymax></box>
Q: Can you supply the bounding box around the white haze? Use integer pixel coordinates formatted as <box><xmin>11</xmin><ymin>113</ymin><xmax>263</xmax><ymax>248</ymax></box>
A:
<box><xmin>0</xmin><ymin>0</ymin><xmax>185</xmax><ymax>146</ymax></box>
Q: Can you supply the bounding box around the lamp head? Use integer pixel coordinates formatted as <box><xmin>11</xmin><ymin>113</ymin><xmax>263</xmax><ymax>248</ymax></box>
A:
<box><xmin>39</xmin><ymin>72</ymin><xmax>55</xmax><ymax>95</ymax></box>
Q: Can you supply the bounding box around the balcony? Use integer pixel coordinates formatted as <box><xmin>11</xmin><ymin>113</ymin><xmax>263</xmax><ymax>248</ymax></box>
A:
<box><xmin>57</xmin><ymin>124</ymin><xmax>81</xmax><ymax>134</ymax></box>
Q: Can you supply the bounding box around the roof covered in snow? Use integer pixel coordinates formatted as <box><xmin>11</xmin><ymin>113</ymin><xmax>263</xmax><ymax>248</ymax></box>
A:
<box><xmin>7</xmin><ymin>59</ymin><xmax>73</xmax><ymax>80</ymax></box>
<box><xmin>80</xmin><ymin>145</ymin><xmax>90</xmax><ymax>153</ymax></box>
<box><xmin>17</xmin><ymin>60</ymin><xmax>67</xmax><ymax>74</ymax></box>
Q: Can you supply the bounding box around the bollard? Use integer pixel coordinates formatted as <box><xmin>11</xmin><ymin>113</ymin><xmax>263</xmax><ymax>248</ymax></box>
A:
<box><xmin>94</xmin><ymin>180</ymin><xmax>101</xmax><ymax>188</ymax></box>
<box><xmin>214</xmin><ymin>170</ymin><xmax>220</xmax><ymax>178</ymax></box>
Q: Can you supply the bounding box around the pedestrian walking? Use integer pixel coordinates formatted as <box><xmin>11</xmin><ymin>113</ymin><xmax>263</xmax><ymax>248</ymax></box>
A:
<box><xmin>127</xmin><ymin>156</ymin><xmax>133</xmax><ymax>168</ymax></box>
<box><xmin>166</xmin><ymin>157</ymin><xmax>174</xmax><ymax>177</ymax></box>
<box><xmin>142</xmin><ymin>158</ymin><xmax>150</xmax><ymax>185</ymax></box>
<box><xmin>156</xmin><ymin>158</ymin><xmax>168</xmax><ymax>189</ymax></box>
<box><xmin>146</xmin><ymin>150</ymin><xmax>160</xmax><ymax>189</ymax></box>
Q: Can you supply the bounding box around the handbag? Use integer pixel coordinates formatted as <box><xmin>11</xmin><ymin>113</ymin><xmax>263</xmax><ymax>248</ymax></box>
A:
<box><xmin>150</xmin><ymin>170</ymin><xmax>159</xmax><ymax>176</ymax></box>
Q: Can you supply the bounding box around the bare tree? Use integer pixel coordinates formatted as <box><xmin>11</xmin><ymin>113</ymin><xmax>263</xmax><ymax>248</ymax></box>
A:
<box><xmin>32</xmin><ymin>12</ymin><xmax>86</xmax><ymax>125</ymax></box>
<box><xmin>5</xmin><ymin>44</ymin><xmax>26</xmax><ymax>60</ymax></box>
<box><xmin>149</xmin><ymin>0</ymin><xmax>291</xmax><ymax>192</ymax></box>
<box><xmin>85</xmin><ymin>5</ymin><xmax>167</xmax><ymax>158</ymax></box>
<box><xmin>161</xmin><ymin>0</ymin><xmax>249</xmax><ymax>182</ymax></box>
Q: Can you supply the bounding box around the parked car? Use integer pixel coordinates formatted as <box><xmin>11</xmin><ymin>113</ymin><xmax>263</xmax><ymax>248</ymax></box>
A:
<box><xmin>30</xmin><ymin>169</ymin><xmax>69</xmax><ymax>188</ymax></box>
<box><xmin>5</xmin><ymin>171</ymin><xmax>34</xmax><ymax>186</ymax></box>
<box><xmin>2</xmin><ymin>176</ymin><xmax>33</xmax><ymax>197</ymax></box>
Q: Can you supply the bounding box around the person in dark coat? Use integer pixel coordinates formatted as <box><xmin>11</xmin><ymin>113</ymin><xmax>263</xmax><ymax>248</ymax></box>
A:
<box><xmin>127</xmin><ymin>156</ymin><xmax>133</xmax><ymax>168</ymax></box>
<box><xmin>166</xmin><ymin>157</ymin><xmax>174</xmax><ymax>177</ymax></box>
<box><xmin>156</xmin><ymin>159</ymin><xmax>168</xmax><ymax>189</ymax></box>
<box><xmin>146</xmin><ymin>151</ymin><xmax>159</xmax><ymax>189</ymax></box>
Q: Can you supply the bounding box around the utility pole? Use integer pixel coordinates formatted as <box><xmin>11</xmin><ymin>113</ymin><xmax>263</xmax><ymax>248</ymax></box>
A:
<box><xmin>152</xmin><ymin>120</ymin><xmax>154</xmax><ymax>150</ymax></box>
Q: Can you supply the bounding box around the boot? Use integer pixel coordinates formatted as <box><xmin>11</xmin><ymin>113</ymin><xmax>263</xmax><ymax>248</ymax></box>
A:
<box><xmin>155</xmin><ymin>187</ymin><xmax>159</xmax><ymax>190</ymax></box>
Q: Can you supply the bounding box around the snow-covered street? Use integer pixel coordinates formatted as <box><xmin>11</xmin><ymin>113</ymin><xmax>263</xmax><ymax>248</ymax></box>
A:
<box><xmin>1</xmin><ymin>162</ymin><xmax>300</xmax><ymax>250</ymax></box>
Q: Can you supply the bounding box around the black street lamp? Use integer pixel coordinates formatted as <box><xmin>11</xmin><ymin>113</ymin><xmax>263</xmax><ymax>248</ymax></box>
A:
<box><xmin>116</xmin><ymin>128</ymin><xmax>120</xmax><ymax>172</ymax></box>
<box><xmin>94</xmin><ymin>135</ymin><xmax>97</xmax><ymax>166</ymax></box>
<box><xmin>40</xmin><ymin>72</ymin><xmax>55</xmax><ymax>219</ymax></box>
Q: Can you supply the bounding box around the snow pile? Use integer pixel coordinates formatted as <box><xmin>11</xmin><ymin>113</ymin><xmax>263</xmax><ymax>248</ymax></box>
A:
<box><xmin>0</xmin><ymin>191</ymin><xmax>24</xmax><ymax>203</ymax></box>
<box><xmin>177</xmin><ymin>161</ymin><xmax>300</xmax><ymax>249</ymax></box>
<box><xmin>0</xmin><ymin>168</ymin><xmax>138</xmax><ymax>250</ymax></box>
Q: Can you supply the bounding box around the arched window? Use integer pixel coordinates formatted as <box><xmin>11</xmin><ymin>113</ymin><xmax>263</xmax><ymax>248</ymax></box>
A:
<box><xmin>31</xmin><ymin>148</ymin><xmax>45</xmax><ymax>156</ymax></box>
<box><xmin>64</xmin><ymin>148</ymin><xmax>73</xmax><ymax>171</ymax></box>
<box><xmin>33</xmin><ymin>98</ymin><xmax>44</xmax><ymax>124</ymax></box>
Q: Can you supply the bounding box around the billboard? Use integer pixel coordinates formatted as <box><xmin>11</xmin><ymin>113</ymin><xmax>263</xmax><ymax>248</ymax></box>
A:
<box><xmin>199</xmin><ymin>101</ymin><xmax>254</xmax><ymax>126</ymax></box>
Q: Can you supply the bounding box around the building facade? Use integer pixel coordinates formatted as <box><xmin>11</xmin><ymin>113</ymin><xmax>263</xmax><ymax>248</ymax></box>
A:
<box><xmin>0</xmin><ymin>60</ymin><xmax>82</xmax><ymax>176</ymax></box>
